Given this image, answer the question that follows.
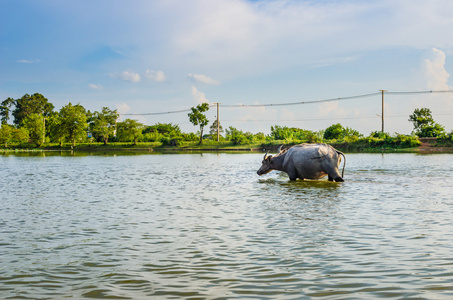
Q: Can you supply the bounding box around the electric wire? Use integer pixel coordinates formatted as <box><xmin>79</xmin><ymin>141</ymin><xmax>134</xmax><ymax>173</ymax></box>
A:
<box><xmin>220</xmin><ymin>111</ymin><xmax>453</xmax><ymax>122</ymax></box>
<box><xmin>121</xmin><ymin>108</ymin><xmax>193</xmax><ymax>116</ymax></box>
<box><xmin>387</xmin><ymin>90</ymin><xmax>453</xmax><ymax>95</ymax></box>
<box><xmin>219</xmin><ymin>92</ymin><xmax>380</xmax><ymax>108</ymax></box>
<box><xmin>119</xmin><ymin>89</ymin><xmax>453</xmax><ymax>116</ymax></box>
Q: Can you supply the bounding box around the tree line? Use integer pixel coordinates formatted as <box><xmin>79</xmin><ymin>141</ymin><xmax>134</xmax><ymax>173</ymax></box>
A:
<box><xmin>0</xmin><ymin>94</ymin><xmax>120</xmax><ymax>147</ymax></box>
<box><xmin>0</xmin><ymin>93</ymin><xmax>452</xmax><ymax>148</ymax></box>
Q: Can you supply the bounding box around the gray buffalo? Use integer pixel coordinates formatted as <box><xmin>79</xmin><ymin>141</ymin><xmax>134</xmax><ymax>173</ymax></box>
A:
<box><xmin>257</xmin><ymin>143</ymin><xmax>346</xmax><ymax>182</ymax></box>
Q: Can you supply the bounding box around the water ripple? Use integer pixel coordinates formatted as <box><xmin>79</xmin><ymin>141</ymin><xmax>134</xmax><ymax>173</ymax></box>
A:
<box><xmin>1</xmin><ymin>153</ymin><xmax>453</xmax><ymax>299</ymax></box>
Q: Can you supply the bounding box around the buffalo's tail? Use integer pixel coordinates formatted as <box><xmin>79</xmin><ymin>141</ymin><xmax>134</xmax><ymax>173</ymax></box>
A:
<box><xmin>337</xmin><ymin>151</ymin><xmax>346</xmax><ymax>178</ymax></box>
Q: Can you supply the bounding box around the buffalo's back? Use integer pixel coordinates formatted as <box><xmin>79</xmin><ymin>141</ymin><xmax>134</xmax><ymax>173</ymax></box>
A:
<box><xmin>283</xmin><ymin>144</ymin><xmax>338</xmax><ymax>179</ymax></box>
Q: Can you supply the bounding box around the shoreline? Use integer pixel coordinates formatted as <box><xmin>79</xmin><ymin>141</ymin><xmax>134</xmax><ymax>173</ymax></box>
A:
<box><xmin>2</xmin><ymin>144</ymin><xmax>453</xmax><ymax>154</ymax></box>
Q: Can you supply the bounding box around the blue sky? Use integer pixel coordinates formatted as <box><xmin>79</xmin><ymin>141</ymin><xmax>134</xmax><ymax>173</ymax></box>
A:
<box><xmin>1</xmin><ymin>0</ymin><xmax>453</xmax><ymax>135</ymax></box>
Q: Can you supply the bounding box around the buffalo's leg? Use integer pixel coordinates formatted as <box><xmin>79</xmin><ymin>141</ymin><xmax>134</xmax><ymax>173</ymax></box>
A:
<box><xmin>288</xmin><ymin>174</ymin><xmax>297</xmax><ymax>181</ymax></box>
<box><xmin>286</xmin><ymin>167</ymin><xmax>298</xmax><ymax>181</ymax></box>
<box><xmin>325</xmin><ymin>166</ymin><xmax>344</xmax><ymax>182</ymax></box>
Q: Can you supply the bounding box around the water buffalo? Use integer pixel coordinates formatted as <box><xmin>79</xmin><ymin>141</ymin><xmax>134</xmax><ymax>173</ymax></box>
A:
<box><xmin>257</xmin><ymin>143</ymin><xmax>346</xmax><ymax>182</ymax></box>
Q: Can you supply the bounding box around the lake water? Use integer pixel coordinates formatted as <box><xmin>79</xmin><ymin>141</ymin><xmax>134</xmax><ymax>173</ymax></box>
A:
<box><xmin>1</xmin><ymin>151</ymin><xmax>453</xmax><ymax>299</ymax></box>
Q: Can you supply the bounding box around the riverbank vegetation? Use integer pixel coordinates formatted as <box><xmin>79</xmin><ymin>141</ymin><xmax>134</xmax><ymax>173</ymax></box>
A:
<box><xmin>1</xmin><ymin>93</ymin><xmax>453</xmax><ymax>152</ymax></box>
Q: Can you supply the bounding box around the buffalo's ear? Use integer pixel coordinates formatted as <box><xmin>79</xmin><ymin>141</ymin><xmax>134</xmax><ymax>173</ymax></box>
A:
<box><xmin>267</xmin><ymin>155</ymin><xmax>273</xmax><ymax>161</ymax></box>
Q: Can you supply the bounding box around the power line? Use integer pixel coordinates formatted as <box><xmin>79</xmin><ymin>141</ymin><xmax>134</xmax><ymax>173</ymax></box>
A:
<box><xmin>387</xmin><ymin>89</ymin><xmax>453</xmax><ymax>95</ymax></box>
<box><xmin>121</xmin><ymin>108</ymin><xmax>194</xmax><ymax>116</ymax></box>
<box><xmin>220</xmin><ymin>111</ymin><xmax>453</xmax><ymax>123</ymax></box>
<box><xmin>120</xmin><ymin>92</ymin><xmax>380</xmax><ymax>115</ymax></box>
<box><xmin>220</xmin><ymin>92</ymin><xmax>380</xmax><ymax>108</ymax></box>
<box><xmin>119</xmin><ymin>89</ymin><xmax>453</xmax><ymax>116</ymax></box>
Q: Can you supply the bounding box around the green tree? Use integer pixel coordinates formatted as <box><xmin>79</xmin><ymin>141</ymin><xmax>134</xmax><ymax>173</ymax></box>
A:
<box><xmin>270</xmin><ymin>125</ymin><xmax>293</xmax><ymax>140</ymax></box>
<box><xmin>12</xmin><ymin>93</ymin><xmax>54</xmax><ymax>126</ymax></box>
<box><xmin>11</xmin><ymin>127</ymin><xmax>29</xmax><ymax>144</ymax></box>
<box><xmin>142</xmin><ymin>123</ymin><xmax>182</xmax><ymax>144</ymax></box>
<box><xmin>180</xmin><ymin>132</ymin><xmax>199</xmax><ymax>142</ymax></box>
<box><xmin>89</xmin><ymin>107</ymin><xmax>119</xmax><ymax>145</ymax></box>
<box><xmin>370</xmin><ymin>131</ymin><xmax>391</xmax><ymax>139</ymax></box>
<box><xmin>254</xmin><ymin>132</ymin><xmax>267</xmax><ymax>141</ymax></box>
<box><xmin>343</xmin><ymin>127</ymin><xmax>362</xmax><ymax>138</ymax></box>
<box><xmin>270</xmin><ymin>125</ymin><xmax>322</xmax><ymax>143</ymax></box>
<box><xmin>23</xmin><ymin>113</ymin><xmax>45</xmax><ymax>146</ymax></box>
<box><xmin>59</xmin><ymin>103</ymin><xmax>88</xmax><ymax>147</ymax></box>
<box><xmin>226</xmin><ymin>126</ymin><xmax>247</xmax><ymax>145</ymax></box>
<box><xmin>324</xmin><ymin>123</ymin><xmax>345</xmax><ymax>140</ymax></box>
<box><xmin>0</xmin><ymin>97</ymin><xmax>15</xmax><ymax>125</ymax></box>
<box><xmin>0</xmin><ymin>124</ymin><xmax>13</xmax><ymax>147</ymax></box>
<box><xmin>225</xmin><ymin>126</ymin><xmax>257</xmax><ymax>145</ymax></box>
<box><xmin>117</xmin><ymin>119</ymin><xmax>144</xmax><ymax>145</ymax></box>
<box><xmin>142</xmin><ymin>131</ymin><xmax>162</xmax><ymax>142</ymax></box>
<box><xmin>409</xmin><ymin>108</ymin><xmax>445</xmax><ymax>137</ymax></box>
<box><xmin>143</xmin><ymin>123</ymin><xmax>181</xmax><ymax>136</ymax></box>
<box><xmin>209</xmin><ymin>119</ymin><xmax>224</xmax><ymax>137</ymax></box>
<box><xmin>46</xmin><ymin>112</ymin><xmax>65</xmax><ymax>146</ymax></box>
<box><xmin>188</xmin><ymin>103</ymin><xmax>209</xmax><ymax>144</ymax></box>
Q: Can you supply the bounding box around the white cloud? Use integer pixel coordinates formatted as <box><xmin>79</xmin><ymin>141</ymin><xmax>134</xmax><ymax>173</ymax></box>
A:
<box><xmin>132</xmin><ymin>115</ymin><xmax>148</xmax><ymax>125</ymax></box>
<box><xmin>165</xmin><ymin>1</ymin><xmax>384</xmax><ymax>72</ymax></box>
<box><xmin>112</xmin><ymin>71</ymin><xmax>141</xmax><ymax>83</ymax></box>
<box><xmin>7</xmin><ymin>0</ymin><xmax>453</xmax><ymax>134</ymax></box>
<box><xmin>116</xmin><ymin>102</ymin><xmax>130</xmax><ymax>114</ymax></box>
<box><xmin>423</xmin><ymin>48</ymin><xmax>450</xmax><ymax>90</ymax></box>
<box><xmin>318</xmin><ymin>101</ymin><xmax>337</xmax><ymax>116</ymax></box>
<box><xmin>415</xmin><ymin>48</ymin><xmax>453</xmax><ymax>121</ymax></box>
<box><xmin>155</xmin><ymin>0</ymin><xmax>453</xmax><ymax>78</ymax></box>
<box><xmin>191</xmin><ymin>86</ymin><xmax>210</xmax><ymax>104</ymax></box>
<box><xmin>115</xmin><ymin>103</ymin><xmax>130</xmax><ymax>121</ymax></box>
<box><xmin>316</xmin><ymin>100</ymin><xmax>349</xmax><ymax>125</ymax></box>
<box><xmin>17</xmin><ymin>59</ymin><xmax>40</xmax><ymax>63</ymax></box>
<box><xmin>188</xmin><ymin>73</ymin><xmax>220</xmax><ymax>85</ymax></box>
<box><xmin>145</xmin><ymin>70</ymin><xmax>166</xmax><ymax>82</ymax></box>
<box><xmin>88</xmin><ymin>83</ymin><xmax>104</xmax><ymax>90</ymax></box>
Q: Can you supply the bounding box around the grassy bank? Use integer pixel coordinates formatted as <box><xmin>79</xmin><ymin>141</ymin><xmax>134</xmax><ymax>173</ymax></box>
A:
<box><xmin>2</xmin><ymin>138</ymin><xmax>453</xmax><ymax>154</ymax></box>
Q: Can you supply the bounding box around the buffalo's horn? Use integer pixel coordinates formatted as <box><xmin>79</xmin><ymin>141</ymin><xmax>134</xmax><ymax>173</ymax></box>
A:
<box><xmin>263</xmin><ymin>150</ymin><xmax>270</xmax><ymax>159</ymax></box>
<box><xmin>277</xmin><ymin>144</ymin><xmax>283</xmax><ymax>153</ymax></box>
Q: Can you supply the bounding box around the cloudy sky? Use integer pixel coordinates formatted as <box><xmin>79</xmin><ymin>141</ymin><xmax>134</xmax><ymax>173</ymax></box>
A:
<box><xmin>1</xmin><ymin>0</ymin><xmax>453</xmax><ymax>134</ymax></box>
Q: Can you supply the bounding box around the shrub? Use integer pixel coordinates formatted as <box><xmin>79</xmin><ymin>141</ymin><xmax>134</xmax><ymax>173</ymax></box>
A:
<box><xmin>181</xmin><ymin>132</ymin><xmax>199</xmax><ymax>141</ymax></box>
<box><xmin>226</xmin><ymin>126</ymin><xmax>255</xmax><ymax>145</ymax></box>
<box><xmin>343</xmin><ymin>127</ymin><xmax>363</xmax><ymax>138</ymax></box>
<box><xmin>143</xmin><ymin>131</ymin><xmax>162</xmax><ymax>142</ymax></box>
<box><xmin>409</xmin><ymin>108</ymin><xmax>446</xmax><ymax>137</ymax></box>
<box><xmin>416</xmin><ymin>123</ymin><xmax>446</xmax><ymax>137</ymax></box>
<box><xmin>437</xmin><ymin>131</ymin><xmax>453</xmax><ymax>144</ymax></box>
<box><xmin>270</xmin><ymin>125</ymin><xmax>293</xmax><ymax>140</ymax></box>
<box><xmin>304</xmin><ymin>131</ymin><xmax>322</xmax><ymax>143</ymax></box>
<box><xmin>143</xmin><ymin>123</ymin><xmax>181</xmax><ymax>136</ymax></box>
<box><xmin>344</xmin><ymin>135</ymin><xmax>359</xmax><ymax>143</ymax></box>
<box><xmin>394</xmin><ymin>134</ymin><xmax>420</xmax><ymax>148</ymax></box>
<box><xmin>324</xmin><ymin>123</ymin><xmax>345</xmax><ymax>140</ymax></box>
<box><xmin>270</xmin><ymin>125</ymin><xmax>322</xmax><ymax>143</ymax></box>
<box><xmin>370</xmin><ymin>131</ymin><xmax>391</xmax><ymax>139</ymax></box>
<box><xmin>161</xmin><ymin>136</ymin><xmax>182</xmax><ymax>147</ymax></box>
<box><xmin>254</xmin><ymin>132</ymin><xmax>266</xmax><ymax>141</ymax></box>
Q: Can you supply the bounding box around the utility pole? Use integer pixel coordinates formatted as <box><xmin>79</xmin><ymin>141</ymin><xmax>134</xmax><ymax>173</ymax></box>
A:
<box><xmin>379</xmin><ymin>90</ymin><xmax>387</xmax><ymax>133</ymax></box>
<box><xmin>213</xmin><ymin>102</ymin><xmax>220</xmax><ymax>142</ymax></box>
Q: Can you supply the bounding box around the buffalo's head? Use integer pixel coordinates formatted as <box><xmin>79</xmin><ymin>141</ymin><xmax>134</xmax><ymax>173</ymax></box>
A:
<box><xmin>257</xmin><ymin>145</ymin><xmax>286</xmax><ymax>176</ymax></box>
<box><xmin>257</xmin><ymin>151</ymin><xmax>273</xmax><ymax>175</ymax></box>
